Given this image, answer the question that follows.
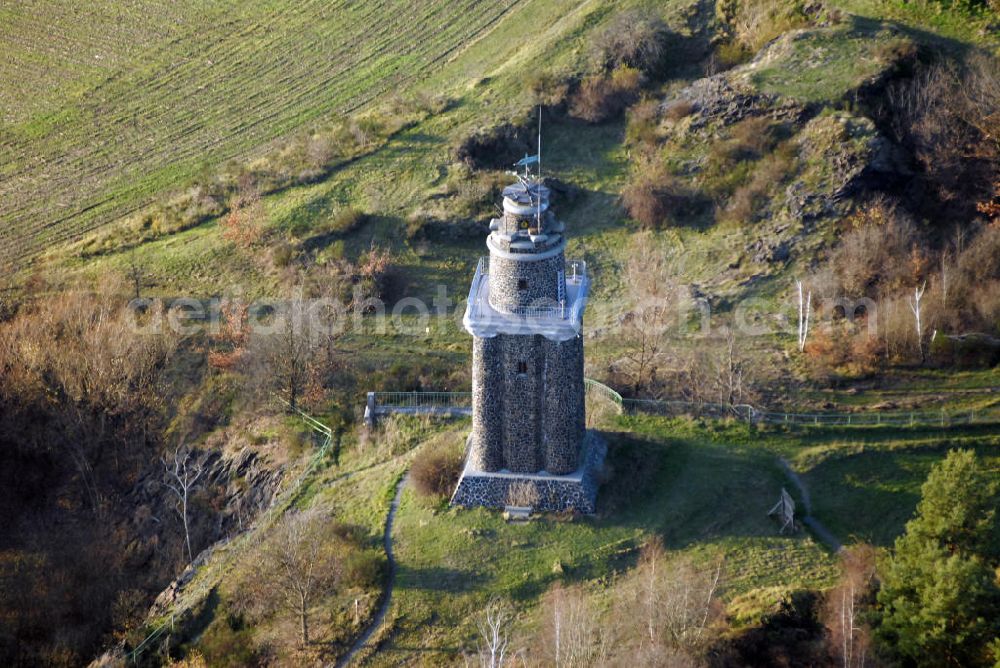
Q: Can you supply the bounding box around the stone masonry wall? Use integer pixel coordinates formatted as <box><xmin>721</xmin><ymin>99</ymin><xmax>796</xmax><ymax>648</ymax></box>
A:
<box><xmin>543</xmin><ymin>334</ymin><xmax>585</xmax><ymax>473</ymax></box>
<box><xmin>488</xmin><ymin>252</ymin><xmax>565</xmax><ymax>312</ymax></box>
<box><xmin>469</xmin><ymin>332</ymin><xmax>585</xmax><ymax>475</ymax></box>
<box><xmin>469</xmin><ymin>336</ymin><xmax>502</xmax><ymax>471</ymax></box>
<box><xmin>452</xmin><ymin>431</ymin><xmax>607</xmax><ymax>514</ymax></box>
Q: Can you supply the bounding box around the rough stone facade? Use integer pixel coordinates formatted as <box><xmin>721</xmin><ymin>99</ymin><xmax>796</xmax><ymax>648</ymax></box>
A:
<box><xmin>452</xmin><ymin>432</ymin><xmax>606</xmax><ymax>514</ymax></box>
<box><xmin>469</xmin><ymin>333</ymin><xmax>585</xmax><ymax>474</ymax></box>
<box><xmin>488</xmin><ymin>252</ymin><xmax>566</xmax><ymax>313</ymax></box>
<box><xmin>456</xmin><ymin>173</ymin><xmax>598</xmax><ymax>514</ymax></box>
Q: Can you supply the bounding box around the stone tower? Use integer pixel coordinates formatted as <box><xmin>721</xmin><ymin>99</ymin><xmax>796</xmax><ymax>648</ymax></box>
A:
<box><xmin>451</xmin><ymin>155</ymin><xmax>605</xmax><ymax>513</ymax></box>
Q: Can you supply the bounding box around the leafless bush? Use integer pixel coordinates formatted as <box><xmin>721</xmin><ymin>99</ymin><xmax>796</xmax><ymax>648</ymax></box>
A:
<box><xmin>715</xmin><ymin>0</ymin><xmax>810</xmax><ymax>54</ymax></box>
<box><xmin>455</xmin><ymin>120</ymin><xmax>537</xmax><ymax>169</ymax></box>
<box><xmin>879</xmin><ymin>294</ymin><xmax>919</xmax><ymax>362</ymax></box>
<box><xmin>718</xmin><ymin>143</ymin><xmax>797</xmax><ymax>225</ymax></box>
<box><xmin>0</xmin><ymin>282</ymin><xmax>177</xmax><ymax>512</ymax></box>
<box><xmin>829</xmin><ymin>197</ymin><xmax>917</xmax><ymax>297</ymax></box>
<box><xmin>411</xmin><ymin>438</ymin><xmax>465</xmax><ymax>500</ymax></box>
<box><xmin>625</xmin><ymin>97</ymin><xmax>662</xmax><ymax>151</ymax></box>
<box><xmin>569</xmin><ymin>66</ymin><xmax>644</xmax><ymax>123</ymax></box>
<box><xmin>527</xmin><ymin>70</ymin><xmax>574</xmax><ymax>108</ymax></box>
<box><xmin>591</xmin><ymin>10</ymin><xmax>670</xmax><ymax>74</ymax></box>
<box><xmin>357</xmin><ymin>241</ymin><xmax>406</xmax><ymax>304</ymax></box>
<box><xmin>622</xmin><ymin>162</ymin><xmax>698</xmax><ymax>228</ymax></box>
<box><xmin>221</xmin><ymin>175</ymin><xmax>265</xmax><ymax>249</ymax></box>
<box><xmin>885</xmin><ymin>54</ymin><xmax>1000</xmax><ymax>221</ymax></box>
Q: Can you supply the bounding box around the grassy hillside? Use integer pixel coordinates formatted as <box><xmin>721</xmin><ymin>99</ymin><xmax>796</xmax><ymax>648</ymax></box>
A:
<box><xmin>171</xmin><ymin>413</ymin><xmax>1000</xmax><ymax>665</ymax></box>
<box><xmin>3</xmin><ymin>0</ymin><xmax>999</xmax><ymax>664</ymax></box>
<box><xmin>0</xmin><ymin>0</ymin><xmax>538</xmax><ymax>269</ymax></box>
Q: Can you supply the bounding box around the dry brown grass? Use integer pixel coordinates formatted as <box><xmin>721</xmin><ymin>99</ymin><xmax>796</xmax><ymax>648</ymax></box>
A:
<box><xmin>715</xmin><ymin>0</ymin><xmax>810</xmax><ymax>54</ymax></box>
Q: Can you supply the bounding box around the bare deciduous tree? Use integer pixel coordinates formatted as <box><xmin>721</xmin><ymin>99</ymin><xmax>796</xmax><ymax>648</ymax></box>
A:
<box><xmin>716</xmin><ymin>330</ymin><xmax>751</xmax><ymax>406</ymax></box>
<box><xmin>614</xmin><ymin>236</ymin><xmax>685</xmax><ymax>397</ymax></box>
<box><xmin>823</xmin><ymin>544</ymin><xmax>878</xmax><ymax>668</ymax></box>
<box><xmin>617</xmin><ymin>539</ymin><xmax>724</xmax><ymax>660</ymax></box>
<box><xmin>162</xmin><ymin>446</ymin><xmax>205</xmax><ymax>563</ymax></box>
<box><xmin>797</xmin><ymin>279</ymin><xmax>812</xmax><ymax>352</ymax></box>
<box><xmin>908</xmin><ymin>281</ymin><xmax>926</xmax><ymax>363</ymax></box>
<box><xmin>254</xmin><ymin>508</ymin><xmax>341</xmax><ymax>646</ymax></box>
<box><xmin>250</xmin><ymin>299</ymin><xmax>322</xmax><ymax>411</ymax></box>
<box><xmin>537</xmin><ymin>582</ymin><xmax>609</xmax><ymax>667</ymax></box>
<box><xmin>126</xmin><ymin>248</ymin><xmax>145</xmax><ymax>300</ymax></box>
<box><xmin>475</xmin><ymin>597</ymin><xmax>514</xmax><ymax>668</ymax></box>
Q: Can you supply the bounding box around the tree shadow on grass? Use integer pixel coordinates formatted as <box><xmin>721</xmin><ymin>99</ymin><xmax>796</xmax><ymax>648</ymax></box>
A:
<box><xmin>395</xmin><ymin>564</ymin><xmax>483</xmax><ymax>593</ymax></box>
<box><xmin>596</xmin><ymin>428</ymin><xmax>800</xmax><ymax>549</ymax></box>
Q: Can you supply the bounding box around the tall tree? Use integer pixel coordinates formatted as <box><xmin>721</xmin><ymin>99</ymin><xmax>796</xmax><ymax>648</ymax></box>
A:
<box><xmin>877</xmin><ymin>449</ymin><xmax>1000</xmax><ymax>667</ymax></box>
<box><xmin>255</xmin><ymin>509</ymin><xmax>341</xmax><ymax>646</ymax></box>
<box><xmin>250</xmin><ymin>299</ymin><xmax>321</xmax><ymax>412</ymax></box>
<box><xmin>162</xmin><ymin>446</ymin><xmax>205</xmax><ymax>564</ymax></box>
<box><xmin>475</xmin><ymin>597</ymin><xmax>514</xmax><ymax>668</ymax></box>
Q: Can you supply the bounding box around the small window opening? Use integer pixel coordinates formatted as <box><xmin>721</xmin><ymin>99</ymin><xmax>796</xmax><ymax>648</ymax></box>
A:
<box><xmin>517</xmin><ymin>361</ymin><xmax>528</xmax><ymax>374</ymax></box>
<box><xmin>517</xmin><ymin>279</ymin><xmax>528</xmax><ymax>291</ymax></box>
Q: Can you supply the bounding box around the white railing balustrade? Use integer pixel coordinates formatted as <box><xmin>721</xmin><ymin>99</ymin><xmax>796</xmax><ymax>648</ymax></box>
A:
<box><xmin>467</xmin><ymin>257</ymin><xmax>587</xmax><ymax>322</ymax></box>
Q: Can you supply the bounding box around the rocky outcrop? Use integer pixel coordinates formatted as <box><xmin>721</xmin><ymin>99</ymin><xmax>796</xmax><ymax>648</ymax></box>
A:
<box><xmin>663</xmin><ymin>75</ymin><xmax>808</xmax><ymax>129</ymax></box>
<box><xmin>785</xmin><ymin>112</ymin><xmax>896</xmax><ymax>225</ymax></box>
<box><xmin>121</xmin><ymin>444</ymin><xmax>284</xmax><ymax>566</ymax></box>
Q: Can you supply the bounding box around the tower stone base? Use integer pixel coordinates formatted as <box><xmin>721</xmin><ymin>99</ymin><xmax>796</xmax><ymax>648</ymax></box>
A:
<box><xmin>450</xmin><ymin>431</ymin><xmax>606</xmax><ymax>514</ymax></box>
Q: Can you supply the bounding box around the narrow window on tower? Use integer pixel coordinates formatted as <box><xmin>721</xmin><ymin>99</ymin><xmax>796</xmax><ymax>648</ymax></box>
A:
<box><xmin>517</xmin><ymin>279</ymin><xmax>528</xmax><ymax>291</ymax></box>
<box><xmin>517</xmin><ymin>360</ymin><xmax>527</xmax><ymax>374</ymax></box>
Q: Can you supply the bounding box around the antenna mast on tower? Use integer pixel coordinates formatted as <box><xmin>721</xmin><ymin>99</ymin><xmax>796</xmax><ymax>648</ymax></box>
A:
<box><xmin>536</xmin><ymin>106</ymin><xmax>542</xmax><ymax>232</ymax></box>
<box><xmin>537</xmin><ymin>106</ymin><xmax>542</xmax><ymax>181</ymax></box>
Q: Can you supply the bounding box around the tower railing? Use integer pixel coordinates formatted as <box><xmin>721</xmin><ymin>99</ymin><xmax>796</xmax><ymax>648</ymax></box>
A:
<box><xmin>468</xmin><ymin>257</ymin><xmax>587</xmax><ymax>321</ymax></box>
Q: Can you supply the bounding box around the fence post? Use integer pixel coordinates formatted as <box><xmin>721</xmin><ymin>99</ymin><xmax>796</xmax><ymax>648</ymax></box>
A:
<box><xmin>364</xmin><ymin>392</ymin><xmax>376</xmax><ymax>427</ymax></box>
